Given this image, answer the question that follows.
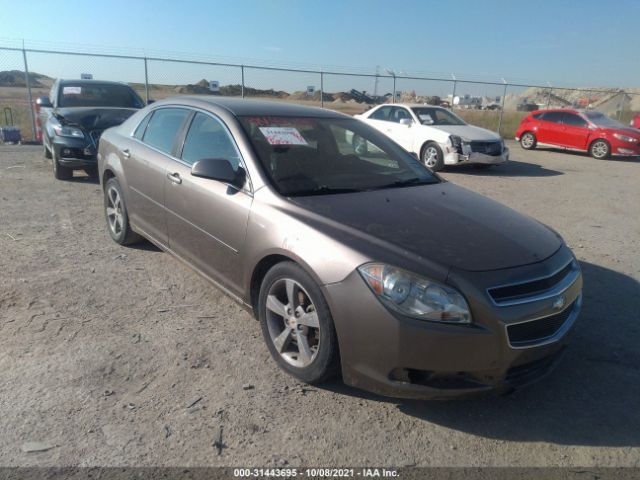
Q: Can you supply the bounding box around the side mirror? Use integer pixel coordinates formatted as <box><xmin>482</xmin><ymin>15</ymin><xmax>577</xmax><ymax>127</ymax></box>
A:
<box><xmin>191</xmin><ymin>158</ymin><xmax>245</xmax><ymax>187</ymax></box>
<box><xmin>399</xmin><ymin>118</ymin><xmax>413</xmax><ymax>126</ymax></box>
<box><xmin>36</xmin><ymin>96</ymin><xmax>53</xmax><ymax>108</ymax></box>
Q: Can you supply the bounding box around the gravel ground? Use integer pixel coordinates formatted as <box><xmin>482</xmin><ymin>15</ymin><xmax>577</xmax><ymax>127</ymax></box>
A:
<box><xmin>0</xmin><ymin>141</ymin><xmax>639</xmax><ymax>468</ymax></box>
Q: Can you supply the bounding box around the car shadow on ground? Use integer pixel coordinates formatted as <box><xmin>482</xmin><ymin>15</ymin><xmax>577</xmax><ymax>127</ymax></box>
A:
<box><xmin>68</xmin><ymin>173</ymin><xmax>100</xmax><ymax>184</ymax></box>
<box><xmin>534</xmin><ymin>147</ymin><xmax>640</xmax><ymax>164</ymax></box>
<box><xmin>323</xmin><ymin>261</ymin><xmax>640</xmax><ymax>447</ymax></box>
<box><xmin>443</xmin><ymin>159</ymin><xmax>562</xmax><ymax>177</ymax></box>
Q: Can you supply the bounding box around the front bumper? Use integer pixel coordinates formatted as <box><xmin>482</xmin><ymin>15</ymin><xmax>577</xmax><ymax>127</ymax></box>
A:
<box><xmin>323</xmin><ymin>247</ymin><xmax>581</xmax><ymax>400</ymax></box>
<box><xmin>52</xmin><ymin>137</ymin><xmax>97</xmax><ymax>168</ymax></box>
<box><xmin>444</xmin><ymin>146</ymin><xmax>509</xmax><ymax>166</ymax></box>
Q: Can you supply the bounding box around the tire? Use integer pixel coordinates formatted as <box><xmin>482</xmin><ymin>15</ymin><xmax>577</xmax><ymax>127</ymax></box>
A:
<box><xmin>43</xmin><ymin>141</ymin><xmax>52</xmax><ymax>159</ymax></box>
<box><xmin>520</xmin><ymin>132</ymin><xmax>537</xmax><ymax>150</ymax></box>
<box><xmin>421</xmin><ymin>142</ymin><xmax>444</xmax><ymax>172</ymax></box>
<box><xmin>589</xmin><ymin>139</ymin><xmax>610</xmax><ymax>159</ymax></box>
<box><xmin>352</xmin><ymin>134</ymin><xmax>368</xmax><ymax>156</ymax></box>
<box><xmin>103</xmin><ymin>178</ymin><xmax>142</xmax><ymax>245</ymax></box>
<box><xmin>258</xmin><ymin>261</ymin><xmax>340</xmax><ymax>384</ymax></box>
<box><xmin>52</xmin><ymin>150</ymin><xmax>72</xmax><ymax>180</ymax></box>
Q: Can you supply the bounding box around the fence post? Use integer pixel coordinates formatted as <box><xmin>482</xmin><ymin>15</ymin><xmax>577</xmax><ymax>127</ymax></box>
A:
<box><xmin>241</xmin><ymin>65</ymin><xmax>245</xmax><ymax>98</ymax></box>
<box><xmin>546</xmin><ymin>88</ymin><xmax>552</xmax><ymax>109</ymax></box>
<box><xmin>451</xmin><ymin>75</ymin><xmax>457</xmax><ymax>110</ymax></box>
<box><xmin>320</xmin><ymin>71</ymin><xmax>324</xmax><ymax>109</ymax></box>
<box><xmin>22</xmin><ymin>47</ymin><xmax>37</xmax><ymax>142</ymax></box>
<box><xmin>497</xmin><ymin>81</ymin><xmax>508</xmax><ymax>136</ymax></box>
<box><xmin>393</xmin><ymin>73</ymin><xmax>397</xmax><ymax>103</ymax></box>
<box><xmin>144</xmin><ymin>57</ymin><xmax>149</xmax><ymax>104</ymax></box>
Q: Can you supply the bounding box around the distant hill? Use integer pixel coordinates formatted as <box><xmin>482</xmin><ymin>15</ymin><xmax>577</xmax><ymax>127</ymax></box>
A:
<box><xmin>0</xmin><ymin>70</ymin><xmax>52</xmax><ymax>88</ymax></box>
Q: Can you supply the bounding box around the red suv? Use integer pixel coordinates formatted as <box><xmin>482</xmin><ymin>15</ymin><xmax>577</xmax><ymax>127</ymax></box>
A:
<box><xmin>515</xmin><ymin>109</ymin><xmax>640</xmax><ymax>159</ymax></box>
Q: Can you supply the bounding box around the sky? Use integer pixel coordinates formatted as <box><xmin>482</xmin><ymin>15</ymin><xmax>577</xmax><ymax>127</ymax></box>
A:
<box><xmin>1</xmin><ymin>0</ymin><xmax>639</xmax><ymax>95</ymax></box>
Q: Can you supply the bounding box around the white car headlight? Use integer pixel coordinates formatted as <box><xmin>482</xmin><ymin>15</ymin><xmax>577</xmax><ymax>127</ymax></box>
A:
<box><xmin>53</xmin><ymin>125</ymin><xmax>85</xmax><ymax>138</ymax></box>
<box><xmin>358</xmin><ymin>263</ymin><xmax>472</xmax><ymax>324</ymax></box>
<box><xmin>613</xmin><ymin>133</ymin><xmax>637</xmax><ymax>143</ymax></box>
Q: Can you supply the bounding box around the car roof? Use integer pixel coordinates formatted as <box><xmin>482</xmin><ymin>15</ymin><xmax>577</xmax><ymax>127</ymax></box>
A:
<box><xmin>152</xmin><ymin>96</ymin><xmax>351</xmax><ymax>118</ymax></box>
<box><xmin>374</xmin><ymin>103</ymin><xmax>444</xmax><ymax>109</ymax></box>
<box><xmin>58</xmin><ymin>79</ymin><xmax>132</xmax><ymax>87</ymax></box>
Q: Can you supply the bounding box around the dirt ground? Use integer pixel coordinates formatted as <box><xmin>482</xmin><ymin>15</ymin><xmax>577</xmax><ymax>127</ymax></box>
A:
<box><xmin>0</xmin><ymin>142</ymin><xmax>639</xmax><ymax>468</ymax></box>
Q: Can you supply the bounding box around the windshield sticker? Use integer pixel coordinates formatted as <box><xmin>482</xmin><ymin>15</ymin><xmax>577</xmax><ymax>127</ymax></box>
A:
<box><xmin>418</xmin><ymin>114</ymin><xmax>433</xmax><ymax>122</ymax></box>
<box><xmin>259</xmin><ymin>127</ymin><xmax>308</xmax><ymax>145</ymax></box>
<box><xmin>62</xmin><ymin>86</ymin><xmax>82</xmax><ymax>95</ymax></box>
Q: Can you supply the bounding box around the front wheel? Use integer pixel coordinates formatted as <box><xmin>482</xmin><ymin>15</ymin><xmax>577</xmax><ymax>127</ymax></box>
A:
<box><xmin>421</xmin><ymin>142</ymin><xmax>444</xmax><ymax>171</ymax></box>
<box><xmin>258</xmin><ymin>262</ymin><xmax>340</xmax><ymax>384</ymax></box>
<box><xmin>589</xmin><ymin>139</ymin><xmax>610</xmax><ymax>159</ymax></box>
<box><xmin>520</xmin><ymin>132</ymin><xmax>537</xmax><ymax>150</ymax></box>
<box><xmin>52</xmin><ymin>150</ymin><xmax>72</xmax><ymax>180</ymax></box>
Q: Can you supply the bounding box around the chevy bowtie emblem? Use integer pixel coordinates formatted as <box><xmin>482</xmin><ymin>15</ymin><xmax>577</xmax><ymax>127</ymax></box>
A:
<box><xmin>553</xmin><ymin>295</ymin><xmax>566</xmax><ymax>310</ymax></box>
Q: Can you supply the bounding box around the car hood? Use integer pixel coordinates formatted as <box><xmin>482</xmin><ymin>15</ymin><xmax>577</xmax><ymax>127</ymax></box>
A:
<box><xmin>598</xmin><ymin>126</ymin><xmax>640</xmax><ymax>139</ymax></box>
<box><xmin>428</xmin><ymin>124</ymin><xmax>501</xmax><ymax>141</ymax></box>
<box><xmin>54</xmin><ymin>107</ymin><xmax>138</xmax><ymax>130</ymax></box>
<box><xmin>289</xmin><ymin>182</ymin><xmax>562</xmax><ymax>272</ymax></box>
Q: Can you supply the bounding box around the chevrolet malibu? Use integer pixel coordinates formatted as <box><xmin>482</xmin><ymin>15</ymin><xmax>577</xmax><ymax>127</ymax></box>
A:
<box><xmin>98</xmin><ymin>97</ymin><xmax>582</xmax><ymax>399</ymax></box>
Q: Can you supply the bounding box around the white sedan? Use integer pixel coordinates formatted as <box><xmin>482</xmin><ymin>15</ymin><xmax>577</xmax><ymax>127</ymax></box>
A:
<box><xmin>354</xmin><ymin>104</ymin><xmax>509</xmax><ymax>171</ymax></box>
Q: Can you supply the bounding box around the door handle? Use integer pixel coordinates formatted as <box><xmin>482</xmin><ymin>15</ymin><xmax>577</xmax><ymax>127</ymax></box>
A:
<box><xmin>167</xmin><ymin>172</ymin><xmax>182</xmax><ymax>184</ymax></box>
<box><xmin>122</xmin><ymin>149</ymin><xmax>131</xmax><ymax>159</ymax></box>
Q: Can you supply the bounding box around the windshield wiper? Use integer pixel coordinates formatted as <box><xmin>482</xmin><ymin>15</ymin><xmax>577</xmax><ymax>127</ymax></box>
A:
<box><xmin>375</xmin><ymin>177</ymin><xmax>439</xmax><ymax>189</ymax></box>
<box><xmin>288</xmin><ymin>186</ymin><xmax>363</xmax><ymax>196</ymax></box>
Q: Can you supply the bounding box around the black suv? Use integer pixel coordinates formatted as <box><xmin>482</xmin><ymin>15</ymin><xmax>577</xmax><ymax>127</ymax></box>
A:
<box><xmin>37</xmin><ymin>79</ymin><xmax>145</xmax><ymax>180</ymax></box>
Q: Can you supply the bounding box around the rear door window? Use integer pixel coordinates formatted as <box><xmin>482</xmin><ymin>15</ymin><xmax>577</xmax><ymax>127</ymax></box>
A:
<box><xmin>142</xmin><ymin>108</ymin><xmax>190</xmax><ymax>155</ymax></box>
<box><xmin>133</xmin><ymin>112</ymin><xmax>153</xmax><ymax>140</ymax></box>
<box><xmin>541</xmin><ymin>111</ymin><xmax>563</xmax><ymax>123</ymax></box>
<box><xmin>369</xmin><ymin>106</ymin><xmax>392</xmax><ymax>121</ymax></box>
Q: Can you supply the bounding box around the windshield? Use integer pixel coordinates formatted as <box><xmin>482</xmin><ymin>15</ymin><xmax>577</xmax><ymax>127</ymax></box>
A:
<box><xmin>239</xmin><ymin>116</ymin><xmax>439</xmax><ymax>197</ymax></box>
<box><xmin>411</xmin><ymin>107</ymin><xmax>466</xmax><ymax>126</ymax></box>
<box><xmin>58</xmin><ymin>83</ymin><xmax>144</xmax><ymax>108</ymax></box>
<box><xmin>583</xmin><ymin>111</ymin><xmax>626</xmax><ymax>129</ymax></box>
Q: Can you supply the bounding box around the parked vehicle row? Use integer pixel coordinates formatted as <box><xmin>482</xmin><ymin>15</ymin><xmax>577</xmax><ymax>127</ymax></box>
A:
<box><xmin>95</xmin><ymin>96</ymin><xmax>582</xmax><ymax>400</ymax></box>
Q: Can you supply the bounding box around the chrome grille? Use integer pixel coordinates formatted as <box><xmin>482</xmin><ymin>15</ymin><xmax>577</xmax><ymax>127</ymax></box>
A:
<box><xmin>470</xmin><ymin>140</ymin><xmax>503</xmax><ymax>156</ymax></box>
<box><xmin>487</xmin><ymin>260</ymin><xmax>579</xmax><ymax>306</ymax></box>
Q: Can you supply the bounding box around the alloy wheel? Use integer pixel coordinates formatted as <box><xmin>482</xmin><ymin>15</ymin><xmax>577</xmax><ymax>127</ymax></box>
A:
<box><xmin>424</xmin><ymin>146</ymin><xmax>439</xmax><ymax>168</ymax></box>
<box><xmin>106</xmin><ymin>186</ymin><xmax>124</xmax><ymax>236</ymax></box>
<box><xmin>265</xmin><ymin>278</ymin><xmax>320</xmax><ymax>368</ymax></box>
<box><xmin>521</xmin><ymin>134</ymin><xmax>534</xmax><ymax>148</ymax></box>
<box><xmin>592</xmin><ymin>141</ymin><xmax>608</xmax><ymax>159</ymax></box>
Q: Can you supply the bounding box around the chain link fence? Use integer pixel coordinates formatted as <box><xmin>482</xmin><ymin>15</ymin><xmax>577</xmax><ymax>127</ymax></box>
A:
<box><xmin>1</xmin><ymin>44</ymin><xmax>639</xmax><ymax>142</ymax></box>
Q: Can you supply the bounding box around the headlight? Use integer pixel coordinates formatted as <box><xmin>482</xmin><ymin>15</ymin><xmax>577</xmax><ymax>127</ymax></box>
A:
<box><xmin>53</xmin><ymin>125</ymin><xmax>84</xmax><ymax>138</ymax></box>
<box><xmin>613</xmin><ymin>133</ymin><xmax>637</xmax><ymax>143</ymax></box>
<box><xmin>358</xmin><ymin>263</ymin><xmax>472</xmax><ymax>324</ymax></box>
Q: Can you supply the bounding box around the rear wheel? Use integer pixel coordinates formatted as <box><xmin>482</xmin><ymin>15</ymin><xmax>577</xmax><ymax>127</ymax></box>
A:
<box><xmin>520</xmin><ymin>132</ymin><xmax>537</xmax><ymax>150</ymax></box>
<box><xmin>52</xmin><ymin>150</ymin><xmax>72</xmax><ymax>180</ymax></box>
<box><xmin>104</xmin><ymin>178</ymin><xmax>142</xmax><ymax>245</ymax></box>
<box><xmin>421</xmin><ymin>142</ymin><xmax>444</xmax><ymax>172</ymax></box>
<box><xmin>258</xmin><ymin>262</ymin><xmax>340</xmax><ymax>384</ymax></box>
<box><xmin>589</xmin><ymin>139</ymin><xmax>610</xmax><ymax>159</ymax></box>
